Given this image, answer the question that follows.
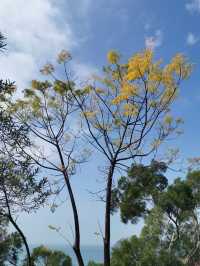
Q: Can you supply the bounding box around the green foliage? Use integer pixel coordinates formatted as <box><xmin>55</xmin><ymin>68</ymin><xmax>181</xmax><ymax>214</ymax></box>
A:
<box><xmin>29</xmin><ymin>245</ymin><xmax>72</xmax><ymax>266</ymax></box>
<box><xmin>111</xmin><ymin>169</ymin><xmax>200</xmax><ymax>266</ymax></box>
<box><xmin>0</xmin><ymin>32</ymin><xmax>6</xmax><ymax>50</ymax></box>
<box><xmin>111</xmin><ymin>160</ymin><xmax>168</xmax><ymax>223</ymax></box>
<box><xmin>0</xmin><ymin>216</ymin><xmax>23</xmax><ymax>265</ymax></box>
<box><xmin>111</xmin><ymin>213</ymin><xmax>183</xmax><ymax>266</ymax></box>
<box><xmin>159</xmin><ymin>178</ymin><xmax>195</xmax><ymax>223</ymax></box>
<box><xmin>0</xmin><ymin>155</ymin><xmax>50</xmax><ymax>214</ymax></box>
<box><xmin>87</xmin><ymin>261</ymin><xmax>103</xmax><ymax>266</ymax></box>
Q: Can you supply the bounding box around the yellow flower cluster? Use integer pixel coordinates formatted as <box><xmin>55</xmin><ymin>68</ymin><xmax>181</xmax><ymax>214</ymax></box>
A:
<box><xmin>111</xmin><ymin>94</ymin><xmax>129</xmax><ymax>105</ymax></box>
<box><xmin>31</xmin><ymin>80</ymin><xmax>41</xmax><ymax>90</ymax></box>
<box><xmin>111</xmin><ymin>80</ymin><xmax>138</xmax><ymax>105</ymax></box>
<box><xmin>95</xmin><ymin>88</ymin><xmax>105</xmax><ymax>94</ymax></box>
<box><xmin>127</xmin><ymin>49</ymin><xmax>153</xmax><ymax>80</ymax></box>
<box><xmin>171</xmin><ymin>54</ymin><xmax>192</xmax><ymax>78</ymax></box>
<box><xmin>167</xmin><ymin>54</ymin><xmax>184</xmax><ymax>75</ymax></box>
<box><xmin>83</xmin><ymin>111</ymin><xmax>97</xmax><ymax>118</ymax></box>
<box><xmin>112</xmin><ymin>71</ymin><xmax>121</xmax><ymax>80</ymax></box>
<box><xmin>107</xmin><ymin>50</ymin><xmax>120</xmax><ymax>64</ymax></box>
<box><xmin>147</xmin><ymin>81</ymin><xmax>158</xmax><ymax>93</ymax></box>
<box><xmin>162</xmin><ymin>71</ymin><xmax>174</xmax><ymax>87</ymax></box>
<box><xmin>161</xmin><ymin>87</ymin><xmax>177</xmax><ymax>104</ymax></box>
<box><xmin>164</xmin><ymin>115</ymin><xmax>173</xmax><ymax>124</ymax></box>
<box><xmin>162</xmin><ymin>54</ymin><xmax>191</xmax><ymax>85</ymax></box>
<box><xmin>123</xmin><ymin>103</ymin><xmax>138</xmax><ymax>116</ymax></box>
<box><xmin>149</xmin><ymin>100</ymin><xmax>157</xmax><ymax>108</ymax></box>
<box><xmin>148</xmin><ymin>61</ymin><xmax>162</xmax><ymax>82</ymax></box>
<box><xmin>121</xmin><ymin>81</ymin><xmax>138</xmax><ymax>96</ymax></box>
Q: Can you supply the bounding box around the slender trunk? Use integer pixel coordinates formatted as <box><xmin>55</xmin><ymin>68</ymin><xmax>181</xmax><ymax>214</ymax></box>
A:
<box><xmin>2</xmin><ymin>184</ymin><xmax>31</xmax><ymax>266</ymax></box>
<box><xmin>64</xmin><ymin>174</ymin><xmax>84</xmax><ymax>266</ymax></box>
<box><xmin>8</xmin><ymin>214</ymin><xmax>32</xmax><ymax>266</ymax></box>
<box><xmin>56</xmin><ymin>144</ymin><xmax>84</xmax><ymax>266</ymax></box>
<box><xmin>104</xmin><ymin>164</ymin><xmax>115</xmax><ymax>266</ymax></box>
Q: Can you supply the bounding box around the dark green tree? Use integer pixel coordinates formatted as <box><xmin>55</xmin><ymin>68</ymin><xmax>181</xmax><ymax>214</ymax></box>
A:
<box><xmin>0</xmin><ymin>216</ymin><xmax>23</xmax><ymax>266</ymax></box>
<box><xmin>111</xmin><ymin>208</ymin><xmax>183</xmax><ymax>266</ymax></box>
<box><xmin>0</xmin><ymin>96</ymin><xmax>50</xmax><ymax>266</ymax></box>
<box><xmin>27</xmin><ymin>245</ymin><xmax>72</xmax><ymax>266</ymax></box>
<box><xmin>0</xmin><ymin>32</ymin><xmax>51</xmax><ymax>266</ymax></box>
<box><xmin>111</xmin><ymin>169</ymin><xmax>200</xmax><ymax>266</ymax></box>
<box><xmin>87</xmin><ymin>261</ymin><xmax>103</xmax><ymax>266</ymax></box>
<box><xmin>111</xmin><ymin>160</ymin><xmax>168</xmax><ymax>223</ymax></box>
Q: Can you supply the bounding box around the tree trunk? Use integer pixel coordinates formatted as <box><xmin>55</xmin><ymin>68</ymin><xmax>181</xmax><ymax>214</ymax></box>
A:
<box><xmin>64</xmin><ymin>174</ymin><xmax>84</xmax><ymax>266</ymax></box>
<box><xmin>104</xmin><ymin>164</ymin><xmax>115</xmax><ymax>266</ymax></box>
<box><xmin>8</xmin><ymin>214</ymin><xmax>32</xmax><ymax>266</ymax></box>
<box><xmin>56</xmin><ymin>143</ymin><xmax>84</xmax><ymax>266</ymax></box>
<box><xmin>2</xmin><ymin>184</ymin><xmax>32</xmax><ymax>266</ymax></box>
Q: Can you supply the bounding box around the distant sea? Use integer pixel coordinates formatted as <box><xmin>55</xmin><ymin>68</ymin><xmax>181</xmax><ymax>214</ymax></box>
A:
<box><xmin>30</xmin><ymin>245</ymin><xmax>104</xmax><ymax>266</ymax></box>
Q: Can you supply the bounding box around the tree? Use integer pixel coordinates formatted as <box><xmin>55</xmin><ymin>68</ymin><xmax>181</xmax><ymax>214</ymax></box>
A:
<box><xmin>26</xmin><ymin>245</ymin><xmax>72</xmax><ymax>266</ymax></box>
<box><xmin>0</xmin><ymin>32</ymin><xmax>6</xmax><ymax>50</ymax></box>
<box><xmin>111</xmin><ymin>160</ymin><xmax>168</xmax><ymax>223</ymax></box>
<box><xmin>157</xmin><ymin>171</ymin><xmax>200</xmax><ymax>265</ymax></box>
<box><xmin>11</xmin><ymin>51</ymin><xmax>89</xmax><ymax>266</ymax></box>
<box><xmin>69</xmin><ymin>49</ymin><xmax>191</xmax><ymax>266</ymax></box>
<box><xmin>0</xmin><ymin>33</ymin><xmax>50</xmax><ymax>266</ymax></box>
<box><xmin>11</xmin><ymin>48</ymin><xmax>192</xmax><ymax>266</ymax></box>
<box><xmin>111</xmin><ymin>169</ymin><xmax>200</xmax><ymax>266</ymax></box>
<box><xmin>0</xmin><ymin>153</ymin><xmax>50</xmax><ymax>266</ymax></box>
<box><xmin>87</xmin><ymin>261</ymin><xmax>103</xmax><ymax>266</ymax></box>
<box><xmin>0</xmin><ymin>90</ymin><xmax>50</xmax><ymax>266</ymax></box>
<box><xmin>111</xmin><ymin>211</ymin><xmax>183</xmax><ymax>266</ymax></box>
<box><xmin>0</xmin><ymin>216</ymin><xmax>23</xmax><ymax>266</ymax></box>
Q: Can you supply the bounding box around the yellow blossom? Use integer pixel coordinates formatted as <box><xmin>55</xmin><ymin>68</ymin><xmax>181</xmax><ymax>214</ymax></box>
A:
<box><xmin>107</xmin><ymin>50</ymin><xmax>120</xmax><ymax>64</ymax></box>
<box><xmin>149</xmin><ymin>100</ymin><xmax>157</xmax><ymax>108</ymax></box>
<box><xmin>147</xmin><ymin>83</ymin><xmax>157</xmax><ymax>93</ymax></box>
<box><xmin>95</xmin><ymin>88</ymin><xmax>105</xmax><ymax>94</ymax></box>
<box><xmin>31</xmin><ymin>80</ymin><xmax>41</xmax><ymax>90</ymax></box>
<box><xmin>111</xmin><ymin>94</ymin><xmax>129</xmax><ymax>105</ymax></box>
<box><xmin>162</xmin><ymin>70</ymin><xmax>174</xmax><ymax>87</ymax></box>
<box><xmin>83</xmin><ymin>111</ymin><xmax>97</xmax><ymax>118</ymax></box>
<box><xmin>164</xmin><ymin>115</ymin><xmax>173</xmax><ymax>124</ymax></box>
<box><xmin>121</xmin><ymin>81</ymin><xmax>138</xmax><ymax>96</ymax></box>
<box><xmin>127</xmin><ymin>49</ymin><xmax>153</xmax><ymax>80</ymax></box>
<box><xmin>148</xmin><ymin>62</ymin><xmax>162</xmax><ymax>82</ymax></box>
<box><xmin>123</xmin><ymin>103</ymin><xmax>138</xmax><ymax>116</ymax></box>
<box><xmin>161</xmin><ymin>87</ymin><xmax>177</xmax><ymax>104</ymax></box>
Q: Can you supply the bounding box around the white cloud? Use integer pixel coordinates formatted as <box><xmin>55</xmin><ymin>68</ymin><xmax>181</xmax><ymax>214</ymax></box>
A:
<box><xmin>145</xmin><ymin>30</ymin><xmax>163</xmax><ymax>50</ymax></box>
<box><xmin>186</xmin><ymin>32</ymin><xmax>199</xmax><ymax>45</ymax></box>
<box><xmin>186</xmin><ymin>0</ymin><xmax>200</xmax><ymax>12</ymax></box>
<box><xmin>0</xmin><ymin>0</ymin><xmax>93</xmax><ymax>92</ymax></box>
<box><xmin>71</xmin><ymin>61</ymin><xmax>98</xmax><ymax>84</ymax></box>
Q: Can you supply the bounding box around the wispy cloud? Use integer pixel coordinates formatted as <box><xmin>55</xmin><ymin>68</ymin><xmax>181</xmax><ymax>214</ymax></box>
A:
<box><xmin>145</xmin><ymin>30</ymin><xmax>163</xmax><ymax>50</ymax></box>
<box><xmin>0</xmin><ymin>0</ymin><xmax>93</xmax><ymax>92</ymax></box>
<box><xmin>186</xmin><ymin>0</ymin><xmax>200</xmax><ymax>13</ymax></box>
<box><xmin>186</xmin><ymin>32</ymin><xmax>199</xmax><ymax>45</ymax></box>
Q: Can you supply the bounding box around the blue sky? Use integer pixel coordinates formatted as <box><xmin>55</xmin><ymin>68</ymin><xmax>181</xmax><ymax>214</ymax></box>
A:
<box><xmin>1</xmin><ymin>0</ymin><xmax>200</xmax><ymax>246</ymax></box>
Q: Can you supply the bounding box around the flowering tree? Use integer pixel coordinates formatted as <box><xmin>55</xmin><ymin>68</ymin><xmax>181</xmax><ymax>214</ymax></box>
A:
<box><xmin>69</xmin><ymin>49</ymin><xmax>192</xmax><ymax>266</ymax></box>
<box><xmin>11</xmin><ymin>48</ymin><xmax>191</xmax><ymax>266</ymax></box>
<box><xmin>11</xmin><ymin>51</ymin><xmax>89</xmax><ymax>266</ymax></box>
